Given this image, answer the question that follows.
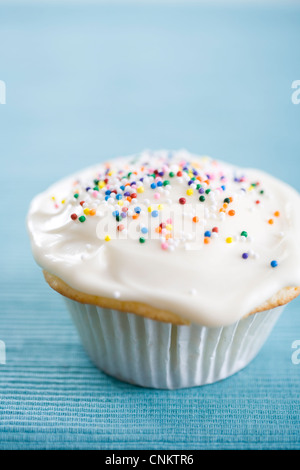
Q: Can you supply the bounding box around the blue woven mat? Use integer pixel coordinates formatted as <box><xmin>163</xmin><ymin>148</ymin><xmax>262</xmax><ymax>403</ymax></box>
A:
<box><xmin>0</xmin><ymin>1</ymin><xmax>300</xmax><ymax>450</ymax></box>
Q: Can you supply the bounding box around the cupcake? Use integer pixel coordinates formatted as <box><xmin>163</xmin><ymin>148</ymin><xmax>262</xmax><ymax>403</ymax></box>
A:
<box><xmin>27</xmin><ymin>150</ymin><xmax>300</xmax><ymax>389</ymax></box>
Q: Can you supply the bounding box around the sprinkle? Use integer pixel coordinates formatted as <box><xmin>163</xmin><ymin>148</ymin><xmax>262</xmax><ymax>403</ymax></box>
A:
<box><xmin>141</xmin><ymin>227</ymin><xmax>148</xmax><ymax>234</ymax></box>
<box><xmin>192</xmin><ymin>216</ymin><xmax>199</xmax><ymax>223</ymax></box>
<box><xmin>212</xmin><ymin>227</ymin><xmax>219</xmax><ymax>233</ymax></box>
<box><xmin>117</xmin><ymin>224</ymin><xmax>125</xmax><ymax>231</ymax></box>
<box><xmin>228</xmin><ymin>210</ymin><xmax>235</xmax><ymax>216</ymax></box>
<box><xmin>139</xmin><ymin>237</ymin><xmax>146</xmax><ymax>244</ymax></box>
<box><xmin>204</xmin><ymin>237</ymin><xmax>210</xmax><ymax>244</ymax></box>
<box><xmin>270</xmin><ymin>260</ymin><xmax>278</xmax><ymax>268</ymax></box>
<box><xmin>137</xmin><ymin>187</ymin><xmax>144</xmax><ymax>193</ymax></box>
<box><xmin>226</xmin><ymin>237</ymin><xmax>233</xmax><ymax>243</ymax></box>
<box><xmin>242</xmin><ymin>252</ymin><xmax>249</xmax><ymax>259</ymax></box>
<box><xmin>158</xmin><ymin>204</ymin><xmax>164</xmax><ymax>210</ymax></box>
<box><xmin>74</xmin><ymin>193</ymin><xmax>79</xmax><ymax>199</ymax></box>
<box><xmin>199</xmin><ymin>195</ymin><xmax>205</xmax><ymax>202</ymax></box>
<box><xmin>71</xmin><ymin>213</ymin><xmax>77</xmax><ymax>220</ymax></box>
<box><xmin>78</xmin><ymin>216</ymin><xmax>86</xmax><ymax>223</ymax></box>
<box><xmin>204</xmin><ymin>230</ymin><xmax>211</xmax><ymax>237</ymax></box>
<box><xmin>104</xmin><ymin>235</ymin><xmax>111</xmax><ymax>242</ymax></box>
<box><xmin>268</xmin><ymin>219</ymin><xmax>274</xmax><ymax>225</ymax></box>
<box><xmin>134</xmin><ymin>206</ymin><xmax>141</xmax><ymax>214</ymax></box>
<box><xmin>179</xmin><ymin>197</ymin><xmax>186</xmax><ymax>205</ymax></box>
<box><xmin>274</xmin><ymin>211</ymin><xmax>280</xmax><ymax>217</ymax></box>
<box><xmin>186</xmin><ymin>188</ymin><xmax>193</xmax><ymax>196</ymax></box>
<box><xmin>240</xmin><ymin>231</ymin><xmax>248</xmax><ymax>238</ymax></box>
<box><xmin>154</xmin><ymin>192</ymin><xmax>160</xmax><ymax>200</ymax></box>
<box><xmin>151</xmin><ymin>210</ymin><xmax>159</xmax><ymax>218</ymax></box>
<box><xmin>83</xmin><ymin>208</ymin><xmax>90</xmax><ymax>215</ymax></box>
<box><xmin>148</xmin><ymin>206</ymin><xmax>152</xmax><ymax>213</ymax></box>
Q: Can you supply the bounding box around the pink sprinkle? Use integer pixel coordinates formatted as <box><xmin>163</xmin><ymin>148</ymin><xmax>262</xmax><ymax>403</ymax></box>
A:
<box><xmin>154</xmin><ymin>192</ymin><xmax>160</xmax><ymax>200</ymax></box>
<box><xmin>92</xmin><ymin>191</ymin><xmax>98</xmax><ymax>198</ymax></box>
<box><xmin>166</xmin><ymin>218</ymin><xmax>172</xmax><ymax>224</ymax></box>
<box><xmin>161</xmin><ymin>242</ymin><xmax>168</xmax><ymax>250</ymax></box>
<box><xmin>54</xmin><ymin>203</ymin><xmax>59</xmax><ymax>209</ymax></box>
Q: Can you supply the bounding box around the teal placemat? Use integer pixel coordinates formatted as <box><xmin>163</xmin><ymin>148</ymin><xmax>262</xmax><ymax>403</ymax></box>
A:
<box><xmin>0</xmin><ymin>1</ymin><xmax>300</xmax><ymax>450</ymax></box>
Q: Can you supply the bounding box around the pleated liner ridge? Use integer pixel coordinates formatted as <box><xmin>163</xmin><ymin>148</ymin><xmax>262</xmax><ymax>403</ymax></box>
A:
<box><xmin>64</xmin><ymin>298</ymin><xmax>284</xmax><ymax>389</ymax></box>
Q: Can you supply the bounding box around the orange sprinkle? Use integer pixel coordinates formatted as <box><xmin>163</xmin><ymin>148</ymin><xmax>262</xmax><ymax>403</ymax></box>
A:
<box><xmin>192</xmin><ymin>216</ymin><xmax>199</xmax><ymax>223</ymax></box>
<box><xmin>132</xmin><ymin>214</ymin><xmax>139</xmax><ymax>220</ymax></box>
<box><xmin>126</xmin><ymin>196</ymin><xmax>132</xmax><ymax>202</ymax></box>
<box><xmin>229</xmin><ymin>197</ymin><xmax>233</xmax><ymax>202</ymax></box>
<box><xmin>223</xmin><ymin>203</ymin><xmax>228</xmax><ymax>209</ymax></box>
<box><xmin>155</xmin><ymin>227</ymin><xmax>161</xmax><ymax>233</ymax></box>
<box><xmin>165</xmin><ymin>233</ymin><xmax>172</xmax><ymax>240</ymax></box>
<box><xmin>89</xmin><ymin>209</ymin><xmax>96</xmax><ymax>216</ymax></box>
<box><xmin>204</xmin><ymin>237</ymin><xmax>210</xmax><ymax>244</ymax></box>
<box><xmin>228</xmin><ymin>210</ymin><xmax>235</xmax><ymax>216</ymax></box>
<box><xmin>268</xmin><ymin>218</ymin><xmax>274</xmax><ymax>225</ymax></box>
<box><xmin>219</xmin><ymin>208</ymin><xmax>226</xmax><ymax>213</ymax></box>
<box><xmin>274</xmin><ymin>211</ymin><xmax>280</xmax><ymax>217</ymax></box>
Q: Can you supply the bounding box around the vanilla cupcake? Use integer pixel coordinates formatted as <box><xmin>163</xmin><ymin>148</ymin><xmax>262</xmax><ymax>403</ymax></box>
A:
<box><xmin>27</xmin><ymin>150</ymin><xmax>300</xmax><ymax>389</ymax></box>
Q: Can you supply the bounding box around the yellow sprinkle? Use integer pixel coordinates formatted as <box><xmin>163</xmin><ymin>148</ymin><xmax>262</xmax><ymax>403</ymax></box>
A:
<box><xmin>117</xmin><ymin>200</ymin><xmax>124</xmax><ymax>206</ymax></box>
<box><xmin>226</xmin><ymin>237</ymin><xmax>233</xmax><ymax>243</ymax></box>
<box><xmin>166</xmin><ymin>224</ymin><xmax>172</xmax><ymax>231</ymax></box>
<box><xmin>83</xmin><ymin>208</ymin><xmax>90</xmax><ymax>215</ymax></box>
<box><xmin>98</xmin><ymin>181</ymin><xmax>105</xmax><ymax>189</ymax></box>
<box><xmin>137</xmin><ymin>187</ymin><xmax>144</xmax><ymax>193</ymax></box>
<box><xmin>61</xmin><ymin>199</ymin><xmax>66</xmax><ymax>204</ymax></box>
<box><xmin>105</xmin><ymin>235</ymin><xmax>111</xmax><ymax>242</ymax></box>
<box><xmin>148</xmin><ymin>206</ymin><xmax>152</xmax><ymax>212</ymax></box>
<box><xmin>158</xmin><ymin>204</ymin><xmax>164</xmax><ymax>210</ymax></box>
<box><xmin>107</xmin><ymin>171</ymin><xmax>114</xmax><ymax>176</ymax></box>
<box><xmin>248</xmin><ymin>186</ymin><xmax>254</xmax><ymax>191</ymax></box>
<box><xmin>51</xmin><ymin>196</ymin><xmax>56</xmax><ymax>201</ymax></box>
<box><xmin>186</xmin><ymin>189</ymin><xmax>194</xmax><ymax>196</ymax></box>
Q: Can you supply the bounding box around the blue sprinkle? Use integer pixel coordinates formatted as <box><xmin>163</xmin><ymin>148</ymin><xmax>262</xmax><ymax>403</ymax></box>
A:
<box><xmin>134</xmin><ymin>206</ymin><xmax>141</xmax><ymax>214</ymax></box>
<box><xmin>242</xmin><ymin>252</ymin><xmax>249</xmax><ymax>259</ymax></box>
<box><xmin>141</xmin><ymin>227</ymin><xmax>148</xmax><ymax>234</ymax></box>
<box><xmin>270</xmin><ymin>260</ymin><xmax>278</xmax><ymax>268</ymax></box>
<box><xmin>151</xmin><ymin>183</ymin><xmax>157</xmax><ymax>189</ymax></box>
<box><xmin>105</xmin><ymin>195</ymin><xmax>110</xmax><ymax>201</ymax></box>
<box><xmin>204</xmin><ymin>230</ymin><xmax>211</xmax><ymax>238</ymax></box>
<box><xmin>112</xmin><ymin>210</ymin><xmax>119</xmax><ymax>217</ymax></box>
<box><xmin>105</xmin><ymin>190</ymin><xmax>111</xmax><ymax>196</ymax></box>
<box><xmin>116</xmin><ymin>194</ymin><xmax>122</xmax><ymax>200</ymax></box>
<box><xmin>157</xmin><ymin>181</ymin><xmax>163</xmax><ymax>187</ymax></box>
<box><xmin>124</xmin><ymin>191</ymin><xmax>130</xmax><ymax>196</ymax></box>
<box><xmin>151</xmin><ymin>210</ymin><xmax>159</xmax><ymax>218</ymax></box>
<box><xmin>85</xmin><ymin>186</ymin><xmax>91</xmax><ymax>191</ymax></box>
<box><xmin>120</xmin><ymin>185</ymin><xmax>125</xmax><ymax>191</ymax></box>
<box><xmin>199</xmin><ymin>188</ymin><xmax>205</xmax><ymax>194</ymax></box>
<box><xmin>221</xmin><ymin>185</ymin><xmax>226</xmax><ymax>191</ymax></box>
<box><xmin>121</xmin><ymin>212</ymin><xmax>127</xmax><ymax>218</ymax></box>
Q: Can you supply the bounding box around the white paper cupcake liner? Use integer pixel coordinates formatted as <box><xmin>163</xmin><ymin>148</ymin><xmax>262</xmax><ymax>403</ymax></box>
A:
<box><xmin>64</xmin><ymin>298</ymin><xmax>284</xmax><ymax>389</ymax></box>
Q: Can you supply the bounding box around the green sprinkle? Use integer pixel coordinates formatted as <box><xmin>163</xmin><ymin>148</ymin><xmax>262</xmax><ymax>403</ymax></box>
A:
<box><xmin>205</xmin><ymin>189</ymin><xmax>211</xmax><ymax>194</ymax></box>
<box><xmin>93</xmin><ymin>186</ymin><xmax>99</xmax><ymax>191</ymax></box>
<box><xmin>260</xmin><ymin>190</ymin><xmax>264</xmax><ymax>194</ymax></box>
<box><xmin>224</xmin><ymin>197</ymin><xmax>230</xmax><ymax>203</ymax></box>
<box><xmin>74</xmin><ymin>193</ymin><xmax>79</xmax><ymax>199</ymax></box>
<box><xmin>139</xmin><ymin>237</ymin><xmax>146</xmax><ymax>244</ymax></box>
<box><xmin>163</xmin><ymin>180</ymin><xmax>170</xmax><ymax>186</ymax></box>
<box><xmin>78</xmin><ymin>216</ymin><xmax>86</xmax><ymax>223</ymax></box>
<box><xmin>196</xmin><ymin>184</ymin><xmax>201</xmax><ymax>190</ymax></box>
<box><xmin>116</xmin><ymin>215</ymin><xmax>122</xmax><ymax>222</ymax></box>
<box><xmin>169</xmin><ymin>172</ymin><xmax>175</xmax><ymax>177</ymax></box>
<box><xmin>199</xmin><ymin>195</ymin><xmax>205</xmax><ymax>202</ymax></box>
<box><xmin>241</xmin><ymin>230</ymin><xmax>248</xmax><ymax>237</ymax></box>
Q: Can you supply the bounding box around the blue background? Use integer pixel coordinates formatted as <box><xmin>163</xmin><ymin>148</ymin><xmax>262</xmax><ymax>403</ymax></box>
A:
<box><xmin>0</xmin><ymin>0</ymin><xmax>300</xmax><ymax>450</ymax></box>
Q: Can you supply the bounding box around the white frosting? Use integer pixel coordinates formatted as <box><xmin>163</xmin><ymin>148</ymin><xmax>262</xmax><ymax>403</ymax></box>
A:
<box><xmin>27</xmin><ymin>150</ymin><xmax>300</xmax><ymax>327</ymax></box>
